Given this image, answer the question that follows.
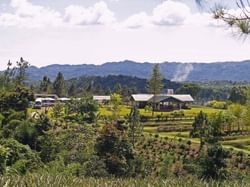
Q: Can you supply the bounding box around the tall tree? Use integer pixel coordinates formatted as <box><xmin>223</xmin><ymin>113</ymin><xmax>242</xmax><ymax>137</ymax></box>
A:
<box><xmin>228</xmin><ymin>104</ymin><xmax>245</xmax><ymax>132</ymax></box>
<box><xmin>176</xmin><ymin>83</ymin><xmax>201</xmax><ymax>99</ymax></box>
<box><xmin>39</xmin><ymin>76</ymin><xmax>52</xmax><ymax>93</ymax></box>
<box><xmin>78</xmin><ymin>95</ymin><xmax>98</xmax><ymax>124</ymax></box>
<box><xmin>128</xmin><ymin>106</ymin><xmax>142</xmax><ymax>148</ymax></box>
<box><xmin>53</xmin><ymin>72</ymin><xmax>66</xmax><ymax>97</ymax></box>
<box><xmin>114</xmin><ymin>83</ymin><xmax>123</xmax><ymax>95</ymax></box>
<box><xmin>243</xmin><ymin>87</ymin><xmax>250</xmax><ymax>131</ymax></box>
<box><xmin>15</xmin><ymin>57</ymin><xmax>30</xmax><ymax>85</ymax></box>
<box><xmin>68</xmin><ymin>82</ymin><xmax>77</xmax><ymax>96</ymax></box>
<box><xmin>190</xmin><ymin>111</ymin><xmax>209</xmax><ymax>150</ymax></box>
<box><xmin>0</xmin><ymin>86</ymin><xmax>34</xmax><ymax>113</ymax></box>
<box><xmin>2</xmin><ymin>61</ymin><xmax>15</xmax><ymax>90</ymax></box>
<box><xmin>110</xmin><ymin>93</ymin><xmax>122</xmax><ymax>123</ymax></box>
<box><xmin>148</xmin><ymin>64</ymin><xmax>163</xmax><ymax>116</ymax></box>
<box><xmin>228</xmin><ymin>86</ymin><xmax>247</xmax><ymax>104</ymax></box>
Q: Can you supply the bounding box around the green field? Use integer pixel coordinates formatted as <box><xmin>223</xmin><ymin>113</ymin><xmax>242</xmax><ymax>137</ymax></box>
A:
<box><xmin>145</xmin><ymin>130</ymin><xmax>250</xmax><ymax>154</ymax></box>
<box><xmin>99</xmin><ymin>105</ymin><xmax>222</xmax><ymax>117</ymax></box>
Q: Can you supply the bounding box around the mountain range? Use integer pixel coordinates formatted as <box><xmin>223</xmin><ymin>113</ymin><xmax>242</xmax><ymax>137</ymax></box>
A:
<box><xmin>27</xmin><ymin>60</ymin><xmax>250</xmax><ymax>82</ymax></box>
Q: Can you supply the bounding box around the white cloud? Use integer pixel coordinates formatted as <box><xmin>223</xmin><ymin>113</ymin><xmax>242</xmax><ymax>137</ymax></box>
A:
<box><xmin>2</xmin><ymin>0</ymin><xmax>63</xmax><ymax>28</ymax></box>
<box><xmin>121</xmin><ymin>0</ymin><xmax>192</xmax><ymax>28</ymax></box>
<box><xmin>151</xmin><ymin>1</ymin><xmax>191</xmax><ymax>26</ymax></box>
<box><xmin>0</xmin><ymin>0</ymin><xmax>225</xmax><ymax>29</ymax></box>
<box><xmin>0</xmin><ymin>0</ymin><xmax>115</xmax><ymax>28</ymax></box>
<box><xmin>122</xmin><ymin>12</ymin><xmax>149</xmax><ymax>28</ymax></box>
<box><xmin>122</xmin><ymin>0</ymin><xmax>225</xmax><ymax>29</ymax></box>
<box><xmin>64</xmin><ymin>1</ymin><xmax>116</xmax><ymax>25</ymax></box>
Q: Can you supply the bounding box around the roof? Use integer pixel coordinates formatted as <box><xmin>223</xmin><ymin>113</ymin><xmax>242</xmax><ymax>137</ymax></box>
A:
<box><xmin>131</xmin><ymin>94</ymin><xmax>153</xmax><ymax>102</ymax></box>
<box><xmin>58</xmin><ymin>98</ymin><xmax>70</xmax><ymax>101</ymax></box>
<box><xmin>150</xmin><ymin>94</ymin><xmax>194</xmax><ymax>103</ymax></box>
<box><xmin>35</xmin><ymin>94</ymin><xmax>59</xmax><ymax>99</ymax></box>
<box><xmin>132</xmin><ymin>94</ymin><xmax>194</xmax><ymax>103</ymax></box>
<box><xmin>170</xmin><ymin>95</ymin><xmax>194</xmax><ymax>102</ymax></box>
<box><xmin>93</xmin><ymin>96</ymin><xmax>111</xmax><ymax>101</ymax></box>
<box><xmin>35</xmin><ymin>97</ymin><xmax>55</xmax><ymax>102</ymax></box>
<box><xmin>43</xmin><ymin>97</ymin><xmax>56</xmax><ymax>101</ymax></box>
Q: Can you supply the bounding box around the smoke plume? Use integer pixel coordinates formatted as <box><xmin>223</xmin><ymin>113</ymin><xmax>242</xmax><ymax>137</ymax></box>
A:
<box><xmin>172</xmin><ymin>64</ymin><xmax>193</xmax><ymax>82</ymax></box>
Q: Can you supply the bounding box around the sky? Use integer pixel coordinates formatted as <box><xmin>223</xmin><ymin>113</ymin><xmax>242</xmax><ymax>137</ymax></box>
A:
<box><xmin>0</xmin><ymin>0</ymin><xmax>250</xmax><ymax>69</ymax></box>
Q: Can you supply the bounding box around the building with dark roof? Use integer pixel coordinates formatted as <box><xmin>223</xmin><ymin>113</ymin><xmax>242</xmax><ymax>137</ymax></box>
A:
<box><xmin>131</xmin><ymin>94</ymin><xmax>194</xmax><ymax>111</ymax></box>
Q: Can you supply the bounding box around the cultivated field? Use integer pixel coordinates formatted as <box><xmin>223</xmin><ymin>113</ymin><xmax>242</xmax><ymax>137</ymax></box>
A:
<box><xmin>100</xmin><ymin>105</ymin><xmax>250</xmax><ymax>153</ymax></box>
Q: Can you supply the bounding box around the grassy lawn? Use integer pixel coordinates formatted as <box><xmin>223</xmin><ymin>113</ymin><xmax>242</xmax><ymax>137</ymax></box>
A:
<box><xmin>179</xmin><ymin>106</ymin><xmax>223</xmax><ymax>115</ymax></box>
<box><xmin>156</xmin><ymin>132</ymin><xmax>199</xmax><ymax>143</ymax></box>
<box><xmin>99</xmin><ymin>105</ymin><xmax>222</xmax><ymax>117</ymax></box>
<box><xmin>30</xmin><ymin>105</ymin><xmax>221</xmax><ymax>119</ymax></box>
<box><xmin>144</xmin><ymin>127</ymin><xmax>250</xmax><ymax>153</ymax></box>
<box><xmin>222</xmin><ymin>137</ymin><xmax>250</xmax><ymax>152</ymax></box>
<box><xmin>99</xmin><ymin>105</ymin><xmax>131</xmax><ymax>117</ymax></box>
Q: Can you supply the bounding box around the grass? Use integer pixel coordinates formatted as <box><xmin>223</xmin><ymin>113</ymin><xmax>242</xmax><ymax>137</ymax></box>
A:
<box><xmin>99</xmin><ymin>105</ymin><xmax>222</xmax><ymax>117</ymax></box>
<box><xmin>222</xmin><ymin>137</ymin><xmax>250</xmax><ymax>152</ymax></box>
<box><xmin>144</xmin><ymin>126</ymin><xmax>250</xmax><ymax>153</ymax></box>
<box><xmin>154</xmin><ymin>132</ymin><xmax>201</xmax><ymax>144</ymax></box>
<box><xmin>0</xmin><ymin>175</ymin><xmax>249</xmax><ymax>187</ymax></box>
<box><xmin>99</xmin><ymin>105</ymin><xmax>131</xmax><ymax>117</ymax></box>
<box><xmin>31</xmin><ymin>105</ymin><xmax>221</xmax><ymax>119</ymax></box>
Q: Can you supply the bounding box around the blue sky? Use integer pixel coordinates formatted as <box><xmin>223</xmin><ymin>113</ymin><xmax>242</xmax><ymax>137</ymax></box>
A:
<box><xmin>0</xmin><ymin>0</ymin><xmax>249</xmax><ymax>69</ymax></box>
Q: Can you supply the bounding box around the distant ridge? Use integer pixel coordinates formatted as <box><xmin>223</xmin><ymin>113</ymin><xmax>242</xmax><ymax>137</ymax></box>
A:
<box><xmin>27</xmin><ymin>60</ymin><xmax>250</xmax><ymax>81</ymax></box>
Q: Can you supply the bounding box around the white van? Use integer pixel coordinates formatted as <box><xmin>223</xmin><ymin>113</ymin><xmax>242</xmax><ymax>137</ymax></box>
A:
<box><xmin>34</xmin><ymin>98</ymin><xmax>42</xmax><ymax>109</ymax></box>
<box><xmin>42</xmin><ymin>98</ymin><xmax>56</xmax><ymax>107</ymax></box>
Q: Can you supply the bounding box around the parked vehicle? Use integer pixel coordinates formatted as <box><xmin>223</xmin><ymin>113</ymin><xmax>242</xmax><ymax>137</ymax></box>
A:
<box><xmin>34</xmin><ymin>98</ymin><xmax>42</xmax><ymax>109</ymax></box>
<box><xmin>33</xmin><ymin>98</ymin><xmax>56</xmax><ymax>108</ymax></box>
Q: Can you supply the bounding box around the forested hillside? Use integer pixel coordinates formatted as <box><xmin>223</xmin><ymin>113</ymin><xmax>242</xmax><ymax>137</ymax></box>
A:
<box><xmin>26</xmin><ymin>60</ymin><xmax>250</xmax><ymax>81</ymax></box>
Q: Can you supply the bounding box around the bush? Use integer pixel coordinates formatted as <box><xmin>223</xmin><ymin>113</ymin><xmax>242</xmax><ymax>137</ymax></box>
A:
<box><xmin>0</xmin><ymin>146</ymin><xmax>8</xmax><ymax>174</ymax></box>
<box><xmin>197</xmin><ymin>143</ymin><xmax>229</xmax><ymax>180</ymax></box>
<box><xmin>14</xmin><ymin>120</ymin><xmax>38</xmax><ymax>149</ymax></box>
<box><xmin>63</xmin><ymin>163</ymin><xmax>83</xmax><ymax>177</ymax></box>
<box><xmin>0</xmin><ymin>113</ymin><xmax>4</xmax><ymax>127</ymax></box>
<box><xmin>206</xmin><ymin>100</ymin><xmax>227</xmax><ymax>109</ymax></box>
<box><xmin>8</xmin><ymin>159</ymin><xmax>30</xmax><ymax>175</ymax></box>
<box><xmin>6</xmin><ymin>119</ymin><xmax>22</xmax><ymax>130</ymax></box>
<box><xmin>95</xmin><ymin>124</ymin><xmax>134</xmax><ymax>177</ymax></box>
<box><xmin>0</xmin><ymin>139</ymin><xmax>41</xmax><ymax>175</ymax></box>
<box><xmin>82</xmin><ymin>155</ymin><xmax>108</xmax><ymax>177</ymax></box>
<box><xmin>170</xmin><ymin>111</ymin><xmax>185</xmax><ymax>118</ymax></box>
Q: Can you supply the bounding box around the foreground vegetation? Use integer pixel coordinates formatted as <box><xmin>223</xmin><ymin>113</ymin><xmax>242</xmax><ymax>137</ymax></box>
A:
<box><xmin>0</xmin><ymin>59</ymin><xmax>250</xmax><ymax>186</ymax></box>
<box><xmin>0</xmin><ymin>174</ymin><xmax>249</xmax><ymax>187</ymax></box>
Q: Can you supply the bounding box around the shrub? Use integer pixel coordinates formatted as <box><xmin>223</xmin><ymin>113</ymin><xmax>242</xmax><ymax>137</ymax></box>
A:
<box><xmin>63</xmin><ymin>163</ymin><xmax>83</xmax><ymax>177</ymax></box>
<box><xmin>83</xmin><ymin>155</ymin><xmax>108</xmax><ymax>177</ymax></box>
<box><xmin>14</xmin><ymin>120</ymin><xmax>38</xmax><ymax>149</ymax></box>
<box><xmin>95</xmin><ymin>124</ymin><xmax>134</xmax><ymax>177</ymax></box>
<box><xmin>0</xmin><ymin>139</ymin><xmax>41</xmax><ymax>175</ymax></box>
<box><xmin>206</xmin><ymin>100</ymin><xmax>227</xmax><ymax>109</ymax></box>
<box><xmin>198</xmin><ymin>143</ymin><xmax>229</xmax><ymax>180</ymax></box>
